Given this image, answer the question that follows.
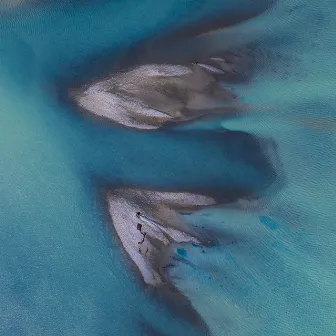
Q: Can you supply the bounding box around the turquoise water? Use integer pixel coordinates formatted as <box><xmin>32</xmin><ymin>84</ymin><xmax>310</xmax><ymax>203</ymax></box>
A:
<box><xmin>0</xmin><ymin>0</ymin><xmax>335</xmax><ymax>335</ymax></box>
<box><xmin>171</xmin><ymin>1</ymin><xmax>336</xmax><ymax>335</ymax></box>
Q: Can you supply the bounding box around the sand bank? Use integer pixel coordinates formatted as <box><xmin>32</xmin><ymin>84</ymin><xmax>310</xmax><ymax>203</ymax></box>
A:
<box><xmin>72</xmin><ymin>54</ymin><xmax>244</xmax><ymax>129</ymax></box>
<box><xmin>106</xmin><ymin>188</ymin><xmax>217</xmax><ymax>286</ymax></box>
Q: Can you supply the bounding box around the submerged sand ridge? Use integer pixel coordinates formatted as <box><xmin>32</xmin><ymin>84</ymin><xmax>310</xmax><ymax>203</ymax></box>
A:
<box><xmin>107</xmin><ymin>188</ymin><xmax>217</xmax><ymax>286</ymax></box>
<box><xmin>72</xmin><ymin>53</ymin><xmax>245</xmax><ymax>129</ymax></box>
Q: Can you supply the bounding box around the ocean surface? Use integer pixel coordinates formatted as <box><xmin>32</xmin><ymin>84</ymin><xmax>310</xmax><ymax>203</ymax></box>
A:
<box><xmin>0</xmin><ymin>0</ymin><xmax>335</xmax><ymax>335</ymax></box>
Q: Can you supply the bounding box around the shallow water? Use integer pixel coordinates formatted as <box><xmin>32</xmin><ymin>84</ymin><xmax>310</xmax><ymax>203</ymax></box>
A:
<box><xmin>0</xmin><ymin>0</ymin><xmax>335</xmax><ymax>335</ymax></box>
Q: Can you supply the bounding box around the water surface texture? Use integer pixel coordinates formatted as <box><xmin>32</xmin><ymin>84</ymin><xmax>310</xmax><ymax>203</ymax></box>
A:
<box><xmin>0</xmin><ymin>1</ymin><xmax>335</xmax><ymax>335</ymax></box>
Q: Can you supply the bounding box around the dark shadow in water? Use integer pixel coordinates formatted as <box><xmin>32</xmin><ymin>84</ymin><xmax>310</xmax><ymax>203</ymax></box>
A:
<box><xmin>140</xmin><ymin>322</ymin><xmax>170</xmax><ymax>336</ymax></box>
<box><xmin>148</xmin><ymin>286</ymin><xmax>211</xmax><ymax>336</ymax></box>
<box><xmin>87</xmin><ymin>127</ymin><xmax>279</xmax><ymax>202</ymax></box>
<box><xmin>53</xmin><ymin>0</ymin><xmax>275</xmax><ymax>89</ymax></box>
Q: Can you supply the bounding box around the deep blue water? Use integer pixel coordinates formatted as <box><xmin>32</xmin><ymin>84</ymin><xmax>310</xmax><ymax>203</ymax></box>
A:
<box><xmin>0</xmin><ymin>1</ymin><xmax>335</xmax><ymax>335</ymax></box>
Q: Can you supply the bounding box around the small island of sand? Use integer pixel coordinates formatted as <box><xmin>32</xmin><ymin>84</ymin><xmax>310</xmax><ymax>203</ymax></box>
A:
<box><xmin>71</xmin><ymin>53</ymin><xmax>245</xmax><ymax>130</ymax></box>
<box><xmin>106</xmin><ymin>188</ymin><xmax>218</xmax><ymax>286</ymax></box>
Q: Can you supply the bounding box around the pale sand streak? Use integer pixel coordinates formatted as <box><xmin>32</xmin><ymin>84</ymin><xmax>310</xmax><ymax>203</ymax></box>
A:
<box><xmin>73</xmin><ymin>61</ymin><xmax>240</xmax><ymax>130</ymax></box>
<box><xmin>107</xmin><ymin>188</ymin><xmax>216</xmax><ymax>286</ymax></box>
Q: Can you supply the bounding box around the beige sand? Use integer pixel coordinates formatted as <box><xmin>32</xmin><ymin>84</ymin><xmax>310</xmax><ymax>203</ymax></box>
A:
<box><xmin>106</xmin><ymin>188</ymin><xmax>216</xmax><ymax>286</ymax></box>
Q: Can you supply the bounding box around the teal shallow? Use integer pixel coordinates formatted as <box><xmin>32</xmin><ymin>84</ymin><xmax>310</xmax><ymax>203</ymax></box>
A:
<box><xmin>0</xmin><ymin>1</ymin><xmax>335</xmax><ymax>335</ymax></box>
